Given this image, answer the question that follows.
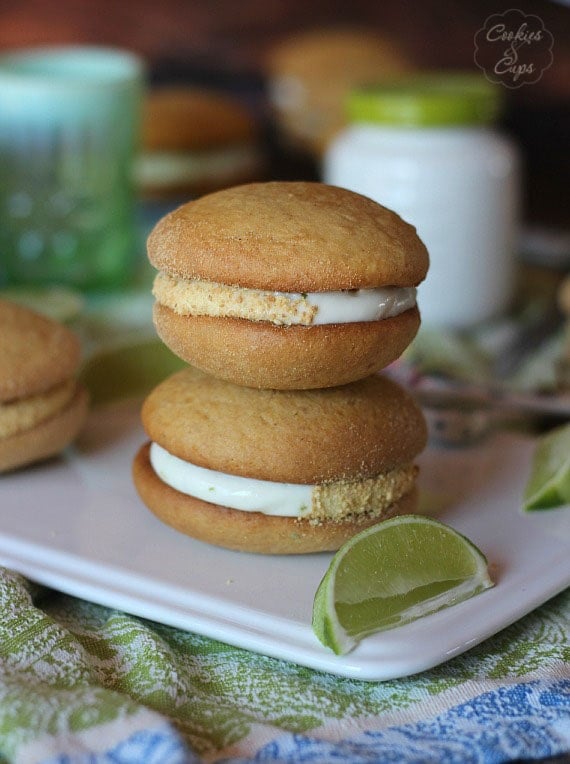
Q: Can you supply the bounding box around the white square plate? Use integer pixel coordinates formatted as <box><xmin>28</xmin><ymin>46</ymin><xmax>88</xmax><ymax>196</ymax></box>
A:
<box><xmin>0</xmin><ymin>400</ymin><xmax>568</xmax><ymax>681</ymax></box>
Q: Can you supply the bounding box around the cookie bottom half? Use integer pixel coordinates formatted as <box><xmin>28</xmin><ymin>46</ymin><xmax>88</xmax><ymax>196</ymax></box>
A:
<box><xmin>0</xmin><ymin>385</ymin><xmax>89</xmax><ymax>473</ymax></box>
<box><xmin>153</xmin><ymin>303</ymin><xmax>420</xmax><ymax>389</ymax></box>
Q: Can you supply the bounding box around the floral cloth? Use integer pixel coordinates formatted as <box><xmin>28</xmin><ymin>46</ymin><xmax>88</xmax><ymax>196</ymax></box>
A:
<box><xmin>0</xmin><ymin>568</ymin><xmax>568</xmax><ymax>763</ymax></box>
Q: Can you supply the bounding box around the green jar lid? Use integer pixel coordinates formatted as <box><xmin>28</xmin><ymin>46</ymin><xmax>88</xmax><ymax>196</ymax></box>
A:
<box><xmin>347</xmin><ymin>74</ymin><xmax>502</xmax><ymax>127</ymax></box>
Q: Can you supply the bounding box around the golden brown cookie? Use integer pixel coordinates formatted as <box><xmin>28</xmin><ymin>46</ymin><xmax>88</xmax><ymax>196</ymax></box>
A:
<box><xmin>0</xmin><ymin>299</ymin><xmax>81</xmax><ymax>402</ymax></box>
<box><xmin>136</xmin><ymin>86</ymin><xmax>263</xmax><ymax>198</ymax></box>
<box><xmin>0</xmin><ymin>299</ymin><xmax>88</xmax><ymax>472</ymax></box>
<box><xmin>132</xmin><ymin>366</ymin><xmax>427</xmax><ymax>554</ymax></box>
<box><xmin>148</xmin><ymin>182</ymin><xmax>428</xmax><ymax>389</ymax></box>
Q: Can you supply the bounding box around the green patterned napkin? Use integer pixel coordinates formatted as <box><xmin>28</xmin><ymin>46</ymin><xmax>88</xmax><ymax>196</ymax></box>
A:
<box><xmin>0</xmin><ymin>567</ymin><xmax>568</xmax><ymax>762</ymax></box>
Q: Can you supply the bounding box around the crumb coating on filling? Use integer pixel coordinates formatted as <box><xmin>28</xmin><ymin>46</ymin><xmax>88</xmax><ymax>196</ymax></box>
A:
<box><xmin>153</xmin><ymin>271</ymin><xmax>317</xmax><ymax>325</ymax></box>
<box><xmin>309</xmin><ymin>463</ymin><xmax>417</xmax><ymax>524</ymax></box>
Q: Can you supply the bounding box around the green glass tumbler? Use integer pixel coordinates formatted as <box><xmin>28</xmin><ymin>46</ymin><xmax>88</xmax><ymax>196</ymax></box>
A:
<box><xmin>0</xmin><ymin>47</ymin><xmax>144</xmax><ymax>291</ymax></box>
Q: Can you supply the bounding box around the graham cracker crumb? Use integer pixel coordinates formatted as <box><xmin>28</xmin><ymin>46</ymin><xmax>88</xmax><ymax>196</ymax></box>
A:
<box><xmin>153</xmin><ymin>272</ymin><xmax>318</xmax><ymax>325</ymax></box>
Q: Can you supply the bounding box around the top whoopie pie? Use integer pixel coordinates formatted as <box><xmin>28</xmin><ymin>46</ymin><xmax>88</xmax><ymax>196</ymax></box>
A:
<box><xmin>148</xmin><ymin>181</ymin><xmax>428</xmax><ymax>389</ymax></box>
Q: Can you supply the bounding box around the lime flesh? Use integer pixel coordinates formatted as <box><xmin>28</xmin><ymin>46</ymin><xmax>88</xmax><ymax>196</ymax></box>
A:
<box><xmin>312</xmin><ymin>515</ymin><xmax>493</xmax><ymax>655</ymax></box>
<box><xmin>523</xmin><ymin>423</ymin><xmax>570</xmax><ymax>511</ymax></box>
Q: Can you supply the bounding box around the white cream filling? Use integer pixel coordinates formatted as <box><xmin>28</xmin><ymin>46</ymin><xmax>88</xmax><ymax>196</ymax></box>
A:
<box><xmin>150</xmin><ymin>442</ymin><xmax>313</xmax><ymax>517</ymax></box>
<box><xmin>136</xmin><ymin>145</ymin><xmax>260</xmax><ymax>188</ymax></box>
<box><xmin>301</xmin><ymin>287</ymin><xmax>416</xmax><ymax>324</ymax></box>
<box><xmin>154</xmin><ymin>272</ymin><xmax>417</xmax><ymax>326</ymax></box>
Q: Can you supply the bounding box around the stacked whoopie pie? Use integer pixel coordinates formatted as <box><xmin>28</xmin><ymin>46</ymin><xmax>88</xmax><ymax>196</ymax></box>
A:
<box><xmin>133</xmin><ymin>182</ymin><xmax>429</xmax><ymax>554</ymax></box>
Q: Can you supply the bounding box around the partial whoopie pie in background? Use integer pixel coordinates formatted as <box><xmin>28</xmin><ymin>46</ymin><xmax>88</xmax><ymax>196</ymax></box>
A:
<box><xmin>136</xmin><ymin>86</ymin><xmax>264</xmax><ymax>198</ymax></box>
<box><xmin>266</xmin><ymin>28</ymin><xmax>414</xmax><ymax>157</ymax></box>
<box><xmin>0</xmin><ymin>300</ymin><xmax>88</xmax><ymax>473</ymax></box>
<box><xmin>148</xmin><ymin>181</ymin><xmax>428</xmax><ymax>389</ymax></box>
<box><xmin>132</xmin><ymin>366</ymin><xmax>427</xmax><ymax>554</ymax></box>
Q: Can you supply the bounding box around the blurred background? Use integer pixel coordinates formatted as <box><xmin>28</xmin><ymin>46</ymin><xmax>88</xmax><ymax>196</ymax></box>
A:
<box><xmin>1</xmin><ymin>0</ymin><xmax>568</xmax><ymax>226</ymax></box>
<box><xmin>1</xmin><ymin>0</ymin><xmax>569</xmax><ymax>409</ymax></box>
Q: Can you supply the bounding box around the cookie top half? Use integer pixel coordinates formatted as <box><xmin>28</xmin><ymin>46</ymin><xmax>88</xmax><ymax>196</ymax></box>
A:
<box><xmin>142</xmin><ymin>366</ymin><xmax>427</xmax><ymax>485</ymax></box>
<box><xmin>0</xmin><ymin>299</ymin><xmax>81</xmax><ymax>403</ymax></box>
<box><xmin>147</xmin><ymin>182</ymin><xmax>429</xmax><ymax>292</ymax></box>
<box><xmin>142</xmin><ymin>87</ymin><xmax>257</xmax><ymax>152</ymax></box>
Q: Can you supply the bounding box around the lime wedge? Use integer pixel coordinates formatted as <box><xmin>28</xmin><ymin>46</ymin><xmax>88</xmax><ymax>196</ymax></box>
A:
<box><xmin>80</xmin><ymin>338</ymin><xmax>185</xmax><ymax>405</ymax></box>
<box><xmin>312</xmin><ymin>515</ymin><xmax>493</xmax><ymax>655</ymax></box>
<box><xmin>523</xmin><ymin>423</ymin><xmax>570</xmax><ymax>511</ymax></box>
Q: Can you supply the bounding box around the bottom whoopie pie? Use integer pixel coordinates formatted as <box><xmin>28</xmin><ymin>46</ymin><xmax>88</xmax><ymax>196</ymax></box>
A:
<box><xmin>133</xmin><ymin>366</ymin><xmax>427</xmax><ymax>554</ymax></box>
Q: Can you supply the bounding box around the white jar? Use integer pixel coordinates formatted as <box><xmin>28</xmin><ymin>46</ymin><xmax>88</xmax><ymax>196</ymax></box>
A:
<box><xmin>324</xmin><ymin>76</ymin><xmax>520</xmax><ymax>329</ymax></box>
